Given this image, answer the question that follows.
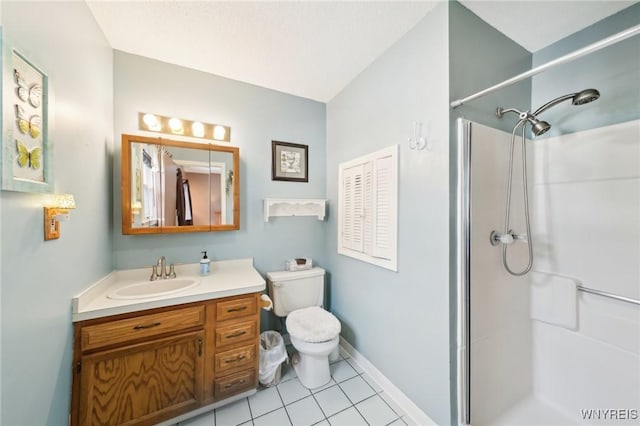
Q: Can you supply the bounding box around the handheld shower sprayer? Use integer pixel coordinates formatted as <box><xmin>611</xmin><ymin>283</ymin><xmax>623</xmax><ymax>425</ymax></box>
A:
<box><xmin>493</xmin><ymin>88</ymin><xmax>600</xmax><ymax>276</ymax></box>
<box><xmin>496</xmin><ymin>88</ymin><xmax>600</xmax><ymax>137</ymax></box>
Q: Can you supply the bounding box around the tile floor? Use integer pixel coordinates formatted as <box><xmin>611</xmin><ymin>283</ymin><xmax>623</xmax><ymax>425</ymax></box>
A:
<box><xmin>179</xmin><ymin>347</ymin><xmax>417</xmax><ymax>426</ymax></box>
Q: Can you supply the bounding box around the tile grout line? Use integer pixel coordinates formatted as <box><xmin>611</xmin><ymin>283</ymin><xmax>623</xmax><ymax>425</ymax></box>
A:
<box><xmin>258</xmin><ymin>385</ymin><xmax>293</xmax><ymax>425</ymax></box>
<box><xmin>309</xmin><ymin>389</ymin><xmax>330</xmax><ymax>425</ymax></box>
<box><xmin>351</xmin><ymin>400</ymin><xmax>372</xmax><ymax>426</ymax></box>
<box><xmin>337</xmin><ymin>372</ymin><xmax>377</xmax><ymax>406</ymax></box>
<box><xmin>326</xmin><ymin>382</ymin><xmax>369</xmax><ymax>424</ymax></box>
<box><xmin>347</xmin><ymin>364</ymin><xmax>404</xmax><ymax>425</ymax></box>
<box><xmin>245</xmin><ymin>395</ymin><xmax>255</xmax><ymax>426</ymax></box>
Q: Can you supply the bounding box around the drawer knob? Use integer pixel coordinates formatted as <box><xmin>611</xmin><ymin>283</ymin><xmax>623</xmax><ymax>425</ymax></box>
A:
<box><xmin>133</xmin><ymin>322</ymin><xmax>161</xmax><ymax>330</ymax></box>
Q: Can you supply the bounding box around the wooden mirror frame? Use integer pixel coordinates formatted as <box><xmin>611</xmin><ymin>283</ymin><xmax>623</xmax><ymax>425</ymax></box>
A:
<box><xmin>121</xmin><ymin>134</ymin><xmax>240</xmax><ymax>234</ymax></box>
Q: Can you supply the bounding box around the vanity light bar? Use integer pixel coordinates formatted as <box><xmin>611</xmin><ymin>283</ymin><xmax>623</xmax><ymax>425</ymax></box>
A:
<box><xmin>138</xmin><ymin>112</ymin><xmax>231</xmax><ymax>142</ymax></box>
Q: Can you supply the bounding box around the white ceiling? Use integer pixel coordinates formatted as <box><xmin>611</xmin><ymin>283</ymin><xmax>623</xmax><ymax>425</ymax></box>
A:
<box><xmin>86</xmin><ymin>1</ymin><xmax>637</xmax><ymax>102</ymax></box>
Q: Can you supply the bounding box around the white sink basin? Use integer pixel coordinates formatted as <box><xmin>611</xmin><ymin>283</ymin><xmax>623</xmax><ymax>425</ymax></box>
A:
<box><xmin>107</xmin><ymin>278</ymin><xmax>200</xmax><ymax>300</ymax></box>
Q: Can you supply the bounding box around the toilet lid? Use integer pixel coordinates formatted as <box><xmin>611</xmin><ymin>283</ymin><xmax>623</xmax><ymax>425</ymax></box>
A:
<box><xmin>286</xmin><ymin>306</ymin><xmax>341</xmax><ymax>343</ymax></box>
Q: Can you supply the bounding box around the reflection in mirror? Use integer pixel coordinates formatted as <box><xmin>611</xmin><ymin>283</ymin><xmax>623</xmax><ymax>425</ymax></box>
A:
<box><xmin>122</xmin><ymin>134</ymin><xmax>239</xmax><ymax>234</ymax></box>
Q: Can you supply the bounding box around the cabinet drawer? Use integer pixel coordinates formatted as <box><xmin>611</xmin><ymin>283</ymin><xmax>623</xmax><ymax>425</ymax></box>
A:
<box><xmin>215</xmin><ymin>320</ymin><xmax>257</xmax><ymax>349</ymax></box>
<box><xmin>81</xmin><ymin>306</ymin><xmax>205</xmax><ymax>352</ymax></box>
<box><xmin>214</xmin><ymin>369</ymin><xmax>256</xmax><ymax>400</ymax></box>
<box><xmin>216</xmin><ymin>296</ymin><xmax>256</xmax><ymax>322</ymax></box>
<box><xmin>214</xmin><ymin>344</ymin><xmax>256</xmax><ymax>374</ymax></box>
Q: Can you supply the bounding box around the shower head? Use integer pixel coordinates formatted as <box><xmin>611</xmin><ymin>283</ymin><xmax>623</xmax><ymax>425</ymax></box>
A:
<box><xmin>572</xmin><ymin>88</ymin><xmax>600</xmax><ymax>105</ymax></box>
<box><xmin>533</xmin><ymin>88</ymin><xmax>600</xmax><ymax>116</ymax></box>
<box><xmin>497</xmin><ymin>88</ymin><xmax>599</xmax><ymax>137</ymax></box>
<box><xmin>528</xmin><ymin>117</ymin><xmax>551</xmax><ymax>136</ymax></box>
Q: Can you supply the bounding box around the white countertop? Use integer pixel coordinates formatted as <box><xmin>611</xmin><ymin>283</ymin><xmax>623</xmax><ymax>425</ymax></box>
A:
<box><xmin>72</xmin><ymin>258</ymin><xmax>266</xmax><ymax>322</ymax></box>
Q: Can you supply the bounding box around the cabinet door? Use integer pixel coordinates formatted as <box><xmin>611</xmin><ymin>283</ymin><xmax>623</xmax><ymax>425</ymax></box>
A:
<box><xmin>78</xmin><ymin>331</ymin><xmax>204</xmax><ymax>426</ymax></box>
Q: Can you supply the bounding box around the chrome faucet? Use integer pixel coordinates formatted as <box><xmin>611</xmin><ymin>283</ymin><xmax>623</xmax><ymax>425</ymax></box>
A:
<box><xmin>150</xmin><ymin>256</ymin><xmax>177</xmax><ymax>280</ymax></box>
<box><xmin>158</xmin><ymin>256</ymin><xmax>166</xmax><ymax>278</ymax></box>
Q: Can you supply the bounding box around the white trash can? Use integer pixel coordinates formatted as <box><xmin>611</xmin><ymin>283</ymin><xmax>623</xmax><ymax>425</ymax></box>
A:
<box><xmin>259</xmin><ymin>331</ymin><xmax>288</xmax><ymax>387</ymax></box>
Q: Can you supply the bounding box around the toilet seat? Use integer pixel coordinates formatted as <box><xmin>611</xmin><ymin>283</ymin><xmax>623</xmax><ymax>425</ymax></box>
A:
<box><xmin>286</xmin><ymin>306</ymin><xmax>341</xmax><ymax>343</ymax></box>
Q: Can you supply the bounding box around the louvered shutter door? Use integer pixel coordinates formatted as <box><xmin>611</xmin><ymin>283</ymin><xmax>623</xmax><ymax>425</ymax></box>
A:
<box><xmin>372</xmin><ymin>154</ymin><xmax>396</xmax><ymax>260</ymax></box>
<box><xmin>342</xmin><ymin>164</ymin><xmax>364</xmax><ymax>252</ymax></box>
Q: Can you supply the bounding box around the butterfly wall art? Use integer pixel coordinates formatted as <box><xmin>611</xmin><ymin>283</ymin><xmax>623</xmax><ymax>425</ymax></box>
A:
<box><xmin>1</xmin><ymin>46</ymin><xmax>51</xmax><ymax>193</ymax></box>
<box><xmin>16</xmin><ymin>140</ymin><xmax>41</xmax><ymax>170</ymax></box>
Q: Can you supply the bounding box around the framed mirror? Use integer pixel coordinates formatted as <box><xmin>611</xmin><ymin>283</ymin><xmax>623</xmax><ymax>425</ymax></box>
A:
<box><xmin>121</xmin><ymin>134</ymin><xmax>239</xmax><ymax>234</ymax></box>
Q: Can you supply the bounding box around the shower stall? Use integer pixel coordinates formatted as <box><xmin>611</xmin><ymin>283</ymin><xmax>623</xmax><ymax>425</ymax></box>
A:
<box><xmin>453</xmin><ymin>19</ymin><xmax>640</xmax><ymax>426</ymax></box>
<box><xmin>456</xmin><ymin>115</ymin><xmax>640</xmax><ymax>425</ymax></box>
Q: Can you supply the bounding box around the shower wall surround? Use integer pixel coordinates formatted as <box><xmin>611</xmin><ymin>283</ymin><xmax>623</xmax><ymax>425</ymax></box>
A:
<box><xmin>467</xmin><ymin>122</ymin><xmax>534</xmax><ymax>424</ymax></box>
<box><xmin>464</xmin><ymin>119</ymin><xmax>639</xmax><ymax>425</ymax></box>
<box><xmin>528</xmin><ymin>6</ymin><xmax>640</xmax><ymax>418</ymax></box>
<box><xmin>530</xmin><ymin>119</ymin><xmax>640</xmax><ymax>419</ymax></box>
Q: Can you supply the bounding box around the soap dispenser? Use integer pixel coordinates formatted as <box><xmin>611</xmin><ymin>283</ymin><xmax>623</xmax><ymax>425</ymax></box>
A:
<box><xmin>200</xmin><ymin>251</ymin><xmax>210</xmax><ymax>276</ymax></box>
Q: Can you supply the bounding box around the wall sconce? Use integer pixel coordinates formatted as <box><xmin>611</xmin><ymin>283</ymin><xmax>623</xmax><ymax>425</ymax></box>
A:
<box><xmin>138</xmin><ymin>112</ymin><xmax>231</xmax><ymax>142</ymax></box>
<box><xmin>44</xmin><ymin>194</ymin><xmax>76</xmax><ymax>241</ymax></box>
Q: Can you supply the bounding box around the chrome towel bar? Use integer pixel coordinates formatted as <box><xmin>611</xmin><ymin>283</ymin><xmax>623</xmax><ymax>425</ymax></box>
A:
<box><xmin>578</xmin><ymin>285</ymin><xmax>640</xmax><ymax>306</ymax></box>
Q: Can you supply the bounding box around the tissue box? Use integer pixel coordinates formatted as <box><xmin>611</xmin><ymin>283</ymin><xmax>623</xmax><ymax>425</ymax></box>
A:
<box><xmin>285</xmin><ymin>258</ymin><xmax>313</xmax><ymax>271</ymax></box>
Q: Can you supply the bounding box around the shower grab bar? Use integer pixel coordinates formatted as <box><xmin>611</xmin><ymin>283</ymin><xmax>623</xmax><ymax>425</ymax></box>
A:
<box><xmin>450</xmin><ymin>23</ymin><xmax>640</xmax><ymax>109</ymax></box>
<box><xmin>577</xmin><ymin>285</ymin><xmax>640</xmax><ymax>306</ymax></box>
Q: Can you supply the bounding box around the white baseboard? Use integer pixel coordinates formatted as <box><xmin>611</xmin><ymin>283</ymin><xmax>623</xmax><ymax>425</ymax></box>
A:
<box><xmin>339</xmin><ymin>336</ymin><xmax>438</xmax><ymax>426</ymax></box>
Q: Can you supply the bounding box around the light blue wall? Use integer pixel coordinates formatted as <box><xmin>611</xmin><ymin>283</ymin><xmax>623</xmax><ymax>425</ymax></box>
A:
<box><xmin>0</xmin><ymin>2</ymin><xmax>113</xmax><ymax>425</ymax></box>
<box><xmin>532</xmin><ymin>2</ymin><xmax>640</xmax><ymax>135</ymax></box>
<box><xmin>326</xmin><ymin>4</ymin><xmax>452</xmax><ymax>424</ymax></box>
<box><xmin>449</xmin><ymin>1</ymin><xmax>532</xmax><ymax>133</ymax></box>
<box><xmin>113</xmin><ymin>51</ymin><xmax>327</xmax><ymax>277</ymax></box>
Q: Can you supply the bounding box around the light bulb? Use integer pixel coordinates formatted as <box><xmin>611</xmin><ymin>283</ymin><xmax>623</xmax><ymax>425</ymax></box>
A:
<box><xmin>169</xmin><ymin>117</ymin><xmax>183</xmax><ymax>134</ymax></box>
<box><xmin>192</xmin><ymin>121</ymin><xmax>205</xmax><ymax>138</ymax></box>
<box><xmin>213</xmin><ymin>125</ymin><xmax>226</xmax><ymax>141</ymax></box>
<box><xmin>143</xmin><ymin>113</ymin><xmax>161</xmax><ymax>131</ymax></box>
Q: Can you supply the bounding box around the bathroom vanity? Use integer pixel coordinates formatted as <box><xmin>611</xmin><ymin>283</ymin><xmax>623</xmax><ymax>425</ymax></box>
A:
<box><xmin>70</xmin><ymin>259</ymin><xmax>265</xmax><ymax>426</ymax></box>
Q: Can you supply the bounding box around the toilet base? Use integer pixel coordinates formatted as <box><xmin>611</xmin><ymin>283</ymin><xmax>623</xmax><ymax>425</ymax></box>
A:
<box><xmin>290</xmin><ymin>335</ymin><xmax>339</xmax><ymax>389</ymax></box>
<box><xmin>292</xmin><ymin>352</ymin><xmax>332</xmax><ymax>389</ymax></box>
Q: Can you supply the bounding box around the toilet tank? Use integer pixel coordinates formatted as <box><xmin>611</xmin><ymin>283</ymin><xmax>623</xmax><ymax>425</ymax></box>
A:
<box><xmin>267</xmin><ymin>267</ymin><xmax>325</xmax><ymax>317</ymax></box>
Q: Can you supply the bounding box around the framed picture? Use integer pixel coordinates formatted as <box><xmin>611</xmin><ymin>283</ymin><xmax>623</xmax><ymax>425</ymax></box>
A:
<box><xmin>1</xmin><ymin>35</ymin><xmax>52</xmax><ymax>193</ymax></box>
<box><xmin>271</xmin><ymin>140</ymin><xmax>308</xmax><ymax>182</ymax></box>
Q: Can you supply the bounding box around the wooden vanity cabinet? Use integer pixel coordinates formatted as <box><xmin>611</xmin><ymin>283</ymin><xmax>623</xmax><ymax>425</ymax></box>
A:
<box><xmin>71</xmin><ymin>293</ymin><xmax>261</xmax><ymax>426</ymax></box>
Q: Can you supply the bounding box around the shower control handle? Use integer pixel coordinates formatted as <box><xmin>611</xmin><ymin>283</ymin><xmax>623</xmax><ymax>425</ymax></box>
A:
<box><xmin>490</xmin><ymin>230</ymin><xmax>514</xmax><ymax>246</ymax></box>
<box><xmin>490</xmin><ymin>230</ymin><xmax>528</xmax><ymax>246</ymax></box>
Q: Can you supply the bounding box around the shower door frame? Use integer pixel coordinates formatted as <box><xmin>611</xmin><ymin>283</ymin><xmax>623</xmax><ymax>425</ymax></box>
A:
<box><xmin>455</xmin><ymin>118</ymin><xmax>472</xmax><ymax>426</ymax></box>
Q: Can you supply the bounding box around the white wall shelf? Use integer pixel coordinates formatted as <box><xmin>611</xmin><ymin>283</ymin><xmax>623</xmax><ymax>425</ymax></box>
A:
<box><xmin>264</xmin><ymin>198</ymin><xmax>327</xmax><ymax>222</ymax></box>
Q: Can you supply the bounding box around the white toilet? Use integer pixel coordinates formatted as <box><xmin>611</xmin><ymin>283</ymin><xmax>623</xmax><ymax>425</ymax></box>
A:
<box><xmin>267</xmin><ymin>267</ymin><xmax>341</xmax><ymax>389</ymax></box>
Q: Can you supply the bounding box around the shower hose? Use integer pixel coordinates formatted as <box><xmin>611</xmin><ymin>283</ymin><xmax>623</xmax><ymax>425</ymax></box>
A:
<box><xmin>501</xmin><ymin>120</ymin><xmax>534</xmax><ymax>276</ymax></box>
